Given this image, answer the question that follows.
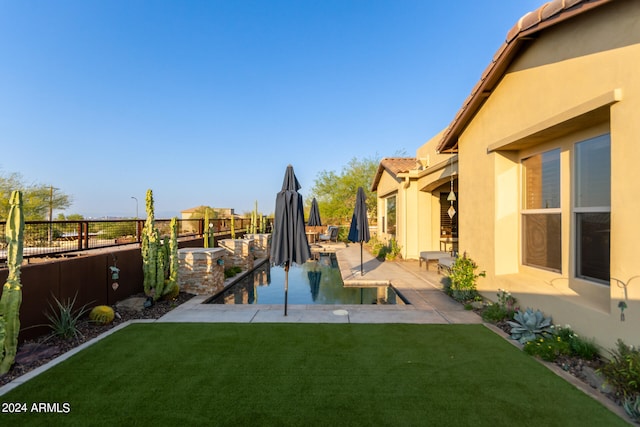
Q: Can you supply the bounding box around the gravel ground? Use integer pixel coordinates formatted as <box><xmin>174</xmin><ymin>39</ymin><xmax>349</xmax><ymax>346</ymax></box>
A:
<box><xmin>0</xmin><ymin>292</ymin><xmax>194</xmax><ymax>388</ymax></box>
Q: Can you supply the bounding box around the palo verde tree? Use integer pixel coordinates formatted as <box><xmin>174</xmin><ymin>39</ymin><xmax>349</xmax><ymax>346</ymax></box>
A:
<box><xmin>0</xmin><ymin>171</ymin><xmax>72</xmax><ymax>220</ymax></box>
<box><xmin>308</xmin><ymin>156</ymin><xmax>378</xmax><ymax>225</ymax></box>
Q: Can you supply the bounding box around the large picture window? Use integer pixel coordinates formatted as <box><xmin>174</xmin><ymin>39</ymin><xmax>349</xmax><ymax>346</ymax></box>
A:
<box><xmin>575</xmin><ymin>134</ymin><xmax>610</xmax><ymax>283</ymax></box>
<box><xmin>522</xmin><ymin>149</ymin><xmax>561</xmax><ymax>272</ymax></box>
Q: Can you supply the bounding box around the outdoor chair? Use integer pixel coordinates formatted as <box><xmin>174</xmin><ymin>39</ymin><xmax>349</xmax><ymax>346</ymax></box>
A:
<box><xmin>319</xmin><ymin>226</ymin><xmax>339</xmax><ymax>243</ymax></box>
<box><xmin>419</xmin><ymin>251</ymin><xmax>450</xmax><ymax>271</ymax></box>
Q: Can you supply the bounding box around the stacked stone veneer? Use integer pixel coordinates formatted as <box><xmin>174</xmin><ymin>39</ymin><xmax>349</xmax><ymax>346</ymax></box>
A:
<box><xmin>178</xmin><ymin>247</ymin><xmax>225</xmax><ymax>295</ymax></box>
<box><xmin>243</xmin><ymin>233</ymin><xmax>271</xmax><ymax>259</ymax></box>
<box><xmin>218</xmin><ymin>239</ymin><xmax>255</xmax><ymax>271</ymax></box>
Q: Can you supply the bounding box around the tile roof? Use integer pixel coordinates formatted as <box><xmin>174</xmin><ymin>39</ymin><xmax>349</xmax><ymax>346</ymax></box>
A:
<box><xmin>371</xmin><ymin>157</ymin><xmax>417</xmax><ymax>192</ymax></box>
<box><xmin>437</xmin><ymin>0</ymin><xmax>615</xmax><ymax>153</ymax></box>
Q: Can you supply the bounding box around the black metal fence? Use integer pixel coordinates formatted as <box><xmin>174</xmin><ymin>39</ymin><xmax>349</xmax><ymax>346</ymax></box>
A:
<box><xmin>0</xmin><ymin>217</ymin><xmax>271</xmax><ymax>264</ymax></box>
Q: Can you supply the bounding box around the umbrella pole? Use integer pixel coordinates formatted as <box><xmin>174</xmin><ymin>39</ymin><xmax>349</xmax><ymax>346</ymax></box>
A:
<box><xmin>284</xmin><ymin>263</ymin><xmax>289</xmax><ymax>316</ymax></box>
<box><xmin>360</xmin><ymin>242</ymin><xmax>364</xmax><ymax>275</ymax></box>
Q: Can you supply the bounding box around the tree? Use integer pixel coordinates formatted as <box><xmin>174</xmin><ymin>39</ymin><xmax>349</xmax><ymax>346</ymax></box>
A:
<box><xmin>0</xmin><ymin>171</ymin><xmax>72</xmax><ymax>221</ymax></box>
<box><xmin>309</xmin><ymin>156</ymin><xmax>378</xmax><ymax>225</ymax></box>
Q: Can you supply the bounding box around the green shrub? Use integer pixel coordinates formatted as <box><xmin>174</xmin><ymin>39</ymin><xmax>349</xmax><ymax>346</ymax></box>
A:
<box><xmin>598</xmin><ymin>339</ymin><xmax>640</xmax><ymax>399</ymax></box>
<box><xmin>45</xmin><ymin>293</ymin><xmax>91</xmax><ymax>340</ymax></box>
<box><xmin>482</xmin><ymin>289</ymin><xmax>519</xmax><ymax>323</ymax></box>
<box><xmin>507</xmin><ymin>308</ymin><xmax>554</xmax><ymax>344</ymax></box>
<box><xmin>384</xmin><ymin>239</ymin><xmax>401</xmax><ymax>261</ymax></box>
<box><xmin>447</xmin><ymin>253</ymin><xmax>485</xmax><ymax>302</ymax></box>
<box><xmin>224</xmin><ymin>266</ymin><xmax>243</xmax><ymax>279</ymax></box>
<box><xmin>367</xmin><ymin>236</ymin><xmax>402</xmax><ymax>261</ymax></box>
<box><xmin>481</xmin><ymin>303</ymin><xmax>508</xmax><ymax>323</ymax></box>
<box><xmin>523</xmin><ymin>336</ymin><xmax>571</xmax><ymax>362</ymax></box>
<box><xmin>554</xmin><ymin>325</ymin><xmax>599</xmax><ymax>360</ymax></box>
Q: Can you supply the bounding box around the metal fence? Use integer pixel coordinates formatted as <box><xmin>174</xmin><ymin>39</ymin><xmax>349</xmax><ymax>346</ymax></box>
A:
<box><xmin>0</xmin><ymin>217</ymin><xmax>269</xmax><ymax>264</ymax></box>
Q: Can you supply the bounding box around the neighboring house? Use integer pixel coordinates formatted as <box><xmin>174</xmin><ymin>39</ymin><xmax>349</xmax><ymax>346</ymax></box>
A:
<box><xmin>431</xmin><ymin>0</ymin><xmax>638</xmax><ymax>349</ymax></box>
<box><xmin>180</xmin><ymin>206</ymin><xmax>235</xmax><ymax>220</ymax></box>
<box><xmin>371</xmin><ymin>130</ymin><xmax>457</xmax><ymax>260</ymax></box>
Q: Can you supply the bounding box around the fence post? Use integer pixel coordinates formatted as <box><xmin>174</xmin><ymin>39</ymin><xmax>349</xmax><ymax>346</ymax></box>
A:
<box><xmin>83</xmin><ymin>221</ymin><xmax>89</xmax><ymax>249</ymax></box>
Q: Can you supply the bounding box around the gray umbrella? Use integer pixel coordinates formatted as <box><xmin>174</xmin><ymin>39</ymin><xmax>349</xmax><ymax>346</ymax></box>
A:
<box><xmin>347</xmin><ymin>186</ymin><xmax>370</xmax><ymax>275</ymax></box>
<box><xmin>270</xmin><ymin>165</ymin><xmax>311</xmax><ymax>315</ymax></box>
<box><xmin>307</xmin><ymin>197</ymin><xmax>322</xmax><ymax>227</ymax></box>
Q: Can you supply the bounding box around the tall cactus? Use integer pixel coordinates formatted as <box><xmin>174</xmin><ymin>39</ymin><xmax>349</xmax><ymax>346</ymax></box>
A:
<box><xmin>203</xmin><ymin>209</ymin><xmax>210</xmax><ymax>248</ymax></box>
<box><xmin>0</xmin><ymin>190</ymin><xmax>25</xmax><ymax>374</ymax></box>
<box><xmin>141</xmin><ymin>189</ymin><xmax>160</xmax><ymax>299</ymax></box>
<box><xmin>251</xmin><ymin>200</ymin><xmax>258</xmax><ymax>234</ymax></box>
<box><xmin>230</xmin><ymin>214</ymin><xmax>235</xmax><ymax>239</ymax></box>
<box><xmin>167</xmin><ymin>217</ymin><xmax>179</xmax><ymax>292</ymax></box>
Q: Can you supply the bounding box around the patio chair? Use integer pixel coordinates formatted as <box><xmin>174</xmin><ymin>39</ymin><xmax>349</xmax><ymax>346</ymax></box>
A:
<box><xmin>419</xmin><ymin>251</ymin><xmax>450</xmax><ymax>270</ymax></box>
<box><xmin>319</xmin><ymin>226</ymin><xmax>339</xmax><ymax>243</ymax></box>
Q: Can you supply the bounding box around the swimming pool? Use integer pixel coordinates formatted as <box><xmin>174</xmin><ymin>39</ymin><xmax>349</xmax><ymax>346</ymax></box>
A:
<box><xmin>207</xmin><ymin>253</ymin><xmax>405</xmax><ymax>305</ymax></box>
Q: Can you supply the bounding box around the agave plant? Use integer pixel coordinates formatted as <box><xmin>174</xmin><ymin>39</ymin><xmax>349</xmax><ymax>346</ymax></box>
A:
<box><xmin>623</xmin><ymin>395</ymin><xmax>640</xmax><ymax>423</ymax></box>
<box><xmin>507</xmin><ymin>308</ymin><xmax>553</xmax><ymax>344</ymax></box>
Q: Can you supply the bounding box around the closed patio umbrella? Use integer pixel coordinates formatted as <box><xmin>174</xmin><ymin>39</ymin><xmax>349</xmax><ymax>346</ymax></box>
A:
<box><xmin>347</xmin><ymin>187</ymin><xmax>370</xmax><ymax>276</ymax></box>
<box><xmin>307</xmin><ymin>197</ymin><xmax>322</xmax><ymax>227</ymax></box>
<box><xmin>270</xmin><ymin>165</ymin><xmax>311</xmax><ymax>315</ymax></box>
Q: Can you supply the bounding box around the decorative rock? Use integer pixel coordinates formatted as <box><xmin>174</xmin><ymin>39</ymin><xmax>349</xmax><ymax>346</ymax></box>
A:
<box><xmin>115</xmin><ymin>297</ymin><xmax>147</xmax><ymax>312</ymax></box>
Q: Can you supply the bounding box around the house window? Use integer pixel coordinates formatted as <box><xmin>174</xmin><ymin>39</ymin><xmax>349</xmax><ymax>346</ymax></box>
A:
<box><xmin>522</xmin><ymin>149</ymin><xmax>561</xmax><ymax>272</ymax></box>
<box><xmin>575</xmin><ymin>134</ymin><xmax>610</xmax><ymax>284</ymax></box>
<box><xmin>386</xmin><ymin>196</ymin><xmax>396</xmax><ymax>236</ymax></box>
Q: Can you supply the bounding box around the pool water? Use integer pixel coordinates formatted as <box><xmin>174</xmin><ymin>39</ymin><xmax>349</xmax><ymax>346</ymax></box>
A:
<box><xmin>207</xmin><ymin>253</ymin><xmax>405</xmax><ymax>305</ymax></box>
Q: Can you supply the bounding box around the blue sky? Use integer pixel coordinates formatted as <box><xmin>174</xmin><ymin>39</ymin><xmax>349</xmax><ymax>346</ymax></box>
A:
<box><xmin>0</xmin><ymin>0</ymin><xmax>541</xmax><ymax>218</ymax></box>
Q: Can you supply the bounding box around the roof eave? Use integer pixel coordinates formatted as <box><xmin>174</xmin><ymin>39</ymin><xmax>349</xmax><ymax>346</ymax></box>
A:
<box><xmin>436</xmin><ymin>0</ymin><xmax>615</xmax><ymax>154</ymax></box>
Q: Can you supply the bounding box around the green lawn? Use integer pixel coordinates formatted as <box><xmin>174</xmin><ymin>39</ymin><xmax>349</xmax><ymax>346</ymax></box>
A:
<box><xmin>0</xmin><ymin>323</ymin><xmax>626</xmax><ymax>426</ymax></box>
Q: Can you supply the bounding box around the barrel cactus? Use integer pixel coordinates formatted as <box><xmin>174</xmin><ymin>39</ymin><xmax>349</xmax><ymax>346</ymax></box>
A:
<box><xmin>162</xmin><ymin>282</ymin><xmax>180</xmax><ymax>301</ymax></box>
<box><xmin>89</xmin><ymin>305</ymin><xmax>115</xmax><ymax>325</ymax></box>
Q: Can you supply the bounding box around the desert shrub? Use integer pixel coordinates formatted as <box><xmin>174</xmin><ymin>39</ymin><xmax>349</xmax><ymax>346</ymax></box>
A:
<box><xmin>45</xmin><ymin>293</ymin><xmax>91</xmax><ymax>340</ymax></box>
<box><xmin>482</xmin><ymin>289</ymin><xmax>518</xmax><ymax>323</ymax></box>
<box><xmin>481</xmin><ymin>303</ymin><xmax>508</xmax><ymax>323</ymax></box>
<box><xmin>224</xmin><ymin>266</ymin><xmax>243</xmax><ymax>279</ymax></box>
<box><xmin>554</xmin><ymin>325</ymin><xmax>599</xmax><ymax>360</ymax></box>
<box><xmin>524</xmin><ymin>336</ymin><xmax>571</xmax><ymax>362</ymax></box>
<box><xmin>447</xmin><ymin>253</ymin><xmax>484</xmax><ymax>302</ymax></box>
<box><xmin>367</xmin><ymin>236</ymin><xmax>402</xmax><ymax>261</ymax></box>
<box><xmin>598</xmin><ymin>339</ymin><xmax>640</xmax><ymax>399</ymax></box>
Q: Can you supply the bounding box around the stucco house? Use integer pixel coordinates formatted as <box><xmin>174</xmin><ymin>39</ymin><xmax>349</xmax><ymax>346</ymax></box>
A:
<box><xmin>376</xmin><ymin>0</ymin><xmax>639</xmax><ymax>349</ymax></box>
<box><xmin>371</xmin><ymin>131</ymin><xmax>458</xmax><ymax>260</ymax></box>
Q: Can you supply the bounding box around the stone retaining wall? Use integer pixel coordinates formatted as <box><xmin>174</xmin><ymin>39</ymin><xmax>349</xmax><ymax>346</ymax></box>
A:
<box><xmin>218</xmin><ymin>239</ymin><xmax>255</xmax><ymax>271</ymax></box>
<box><xmin>243</xmin><ymin>233</ymin><xmax>271</xmax><ymax>258</ymax></box>
<box><xmin>177</xmin><ymin>247</ymin><xmax>225</xmax><ymax>295</ymax></box>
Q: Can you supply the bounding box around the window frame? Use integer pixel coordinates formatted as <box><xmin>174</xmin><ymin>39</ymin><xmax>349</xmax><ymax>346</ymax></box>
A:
<box><xmin>573</xmin><ymin>133</ymin><xmax>611</xmax><ymax>285</ymax></box>
<box><xmin>520</xmin><ymin>148</ymin><xmax>562</xmax><ymax>273</ymax></box>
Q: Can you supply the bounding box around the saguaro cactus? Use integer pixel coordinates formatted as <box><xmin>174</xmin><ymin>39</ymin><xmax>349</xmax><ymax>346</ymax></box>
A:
<box><xmin>0</xmin><ymin>190</ymin><xmax>25</xmax><ymax>374</ymax></box>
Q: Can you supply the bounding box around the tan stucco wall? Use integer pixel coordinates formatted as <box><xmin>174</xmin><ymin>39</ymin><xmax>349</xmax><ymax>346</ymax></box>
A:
<box><xmin>373</xmin><ymin>129</ymin><xmax>457</xmax><ymax>259</ymax></box>
<box><xmin>456</xmin><ymin>0</ymin><xmax>640</xmax><ymax>350</ymax></box>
